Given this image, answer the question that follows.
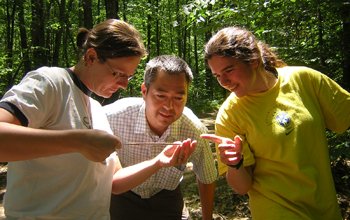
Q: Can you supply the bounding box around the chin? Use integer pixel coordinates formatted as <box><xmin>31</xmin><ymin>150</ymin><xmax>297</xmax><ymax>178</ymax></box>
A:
<box><xmin>158</xmin><ymin>120</ymin><xmax>174</xmax><ymax>128</ymax></box>
<box><xmin>100</xmin><ymin>93</ymin><xmax>113</xmax><ymax>98</ymax></box>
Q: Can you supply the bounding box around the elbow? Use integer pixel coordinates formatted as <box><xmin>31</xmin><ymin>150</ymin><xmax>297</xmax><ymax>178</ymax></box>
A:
<box><xmin>233</xmin><ymin>187</ymin><xmax>250</xmax><ymax>195</ymax></box>
<box><xmin>226</xmin><ymin>178</ymin><xmax>252</xmax><ymax>195</ymax></box>
<box><xmin>111</xmin><ymin>180</ymin><xmax>125</xmax><ymax>195</ymax></box>
<box><xmin>112</xmin><ymin>186</ymin><xmax>127</xmax><ymax>195</ymax></box>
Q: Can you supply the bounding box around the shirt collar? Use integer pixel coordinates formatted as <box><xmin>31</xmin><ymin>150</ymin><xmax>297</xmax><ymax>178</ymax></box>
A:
<box><xmin>65</xmin><ymin>68</ymin><xmax>92</xmax><ymax>96</ymax></box>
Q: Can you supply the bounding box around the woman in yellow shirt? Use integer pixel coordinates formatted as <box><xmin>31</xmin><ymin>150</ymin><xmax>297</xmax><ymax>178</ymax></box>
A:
<box><xmin>201</xmin><ymin>26</ymin><xmax>350</xmax><ymax>220</ymax></box>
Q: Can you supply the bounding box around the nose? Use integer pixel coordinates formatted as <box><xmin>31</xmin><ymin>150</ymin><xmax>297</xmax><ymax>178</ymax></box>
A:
<box><xmin>163</xmin><ymin>98</ymin><xmax>173</xmax><ymax>110</ymax></box>
<box><xmin>218</xmin><ymin>73</ymin><xmax>230</xmax><ymax>87</ymax></box>
<box><xmin>117</xmin><ymin>80</ymin><xmax>128</xmax><ymax>90</ymax></box>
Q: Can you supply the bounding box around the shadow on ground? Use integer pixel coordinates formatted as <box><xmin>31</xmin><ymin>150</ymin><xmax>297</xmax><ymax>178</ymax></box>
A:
<box><xmin>0</xmin><ymin>162</ymin><xmax>7</xmax><ymax>219</ymax></box>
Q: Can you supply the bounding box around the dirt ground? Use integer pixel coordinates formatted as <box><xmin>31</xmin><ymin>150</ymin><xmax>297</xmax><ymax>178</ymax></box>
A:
<box><xmin>0</xmin><ymin>164</ymin><xmax>6</xmax><ymax>219</ymax></box>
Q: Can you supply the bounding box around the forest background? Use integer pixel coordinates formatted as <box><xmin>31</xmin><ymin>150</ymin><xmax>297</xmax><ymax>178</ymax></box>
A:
<box><xmin>0</xmin><ymin>0</ymin><xmax>350</xmax><ymax>219</ymax></box>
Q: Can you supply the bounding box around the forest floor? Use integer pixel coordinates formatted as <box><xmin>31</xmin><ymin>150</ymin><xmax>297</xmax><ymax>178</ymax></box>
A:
<box><xmin>0</xmin><ymin>111</ymin><xmax>349</xmax><ymax>219</ymax></box>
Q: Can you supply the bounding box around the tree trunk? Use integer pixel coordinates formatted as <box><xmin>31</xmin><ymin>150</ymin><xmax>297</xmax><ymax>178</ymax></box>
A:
<box><xmin>105</xmin><ymin>0</ymin><xmax>119</xmax><ymax>19</ymax></box>
<box><xmin>5</xmin><ymin>0</ymin><xmax>16</xmax><ymax>88</ymax></box>
<box><xmin>52</xmin><ymin>0</ymin><xmax>66</xmax><ymax>66</ymax></box>
<box><xmin>123</xmin><ymin>0</ymin><xmax>127</xmax><ymax>21</ymax></box>
<box><xmin>176</xmin><ymin>0</ymin><xmax>181</xmax><ymax>57</ymax></box>
<box><xmin>341</xmin><ymin>1</ymin><xmax>350</xmax><ymax>90</ymax></box>
<box><xmin>97</xmin><ymin>0</ymin><xmax>101</xmax><ymax>24</ymax></box>
<box><xmin>193</xmin><ymin>28</ymin><xmax>199</xmax><ymax>77</ymax></box>
<box><xmin>156</xmin><ymin>0</ymin><xmax>160</xmax><ymax>56</ymax></box>
<box><xmin>317</xmin><ymin>1</ymin><xmax>325</xmax><ymax>67</ymax></box>
<box><xmin>31</xmin><ymin>0</ymin><xmax>46</xmax><ymax>69</ymax></box>
<box><xmin>182</xmin><ymin>27</ymin><xmax>187</xmax><ymax>60</ymax></box>
<box><xmin>205</xmin><ymin>4</ymin><xmax>213</xmax><ymax>99</ymax></box>
<box><xmin>17</xmin><ymin>0</ymin><xmax>31</xmax><ymax>74</ymax></box>
<box><xmin>83</xmin><ymin>0</ymin><xmax>93</xmax><ymax>29</ymax></box>
<box><xmin>147</xmin><ymin>0</ymin><xmax>151</xmax><ymax>62</ymax></box>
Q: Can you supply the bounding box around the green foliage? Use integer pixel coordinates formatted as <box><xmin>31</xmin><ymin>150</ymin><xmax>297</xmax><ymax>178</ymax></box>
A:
<box><xmin>327</xmin><ymin>128</ymin><xmax>350</xmax><ymax>187</ymax></box>
<box><xmin>327</xmin><ymin>129</ymin><xmax>350</xmax><ymax>163</ymax></box>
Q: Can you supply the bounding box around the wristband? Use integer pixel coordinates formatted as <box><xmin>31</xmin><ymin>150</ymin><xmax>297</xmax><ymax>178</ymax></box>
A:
<box><xmin>227</xmin><ymin>154</ymin><xmax>244</xmax><ymax>170</ymax></box>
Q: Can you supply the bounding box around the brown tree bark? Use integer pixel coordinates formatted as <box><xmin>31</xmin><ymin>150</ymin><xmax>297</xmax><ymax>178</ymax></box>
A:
<box><xmin>52</xmin><ymin>0</ymin><xmax>66</xmax><ymax>66</ymax></box>
<box><xmin>17</xmin><ymin>0</ymin><xmax>31</xmax><ymax>74</ymax></box>
<box><xmin>82</xmin><ymin>0</ymin><xmax>93</xmax><ymax>29</ymax></box>
<box><xmin>105</xmin><ymin>0</ymin><xmax>119</xmax><ymax>19</ymax></box>
<box><xmin>31</xmin><ymin>0</ymin><xmax>46</xmax><ymax>68</ymax></box>
<box><xmin>341</xmin><ymin>1</ymin><xmax>350</xmax><ymax>90</ymax></box>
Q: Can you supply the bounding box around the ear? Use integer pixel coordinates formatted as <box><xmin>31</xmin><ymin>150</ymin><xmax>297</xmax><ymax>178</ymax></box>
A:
<box><xmin>251</xmin><ymin>59</ymin><xmax>259</xmax><ymax>68</ymax></box>
<box><xmin>85</xmin><ymin>48</ymin><xmax>98</xmax><ymax>66</ymax></box>
<box><xmin>141</xmin><ymin>83</ymin><xmax>147</xmax><ymax>100</ymax></box>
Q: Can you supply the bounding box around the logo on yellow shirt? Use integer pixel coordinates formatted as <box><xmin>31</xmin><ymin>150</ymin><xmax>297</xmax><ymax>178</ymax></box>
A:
<box><xmin>275</xmin><ymin>111</ymin><xmax>294</xmax><ymax>136</ymax></box>
<box><xmin>276</xmin><ymin>112</ymin><xmax>290</xmax><ymax>127</ymax></box>
<box><xmin>266</xmin><ymin>106</ymin><xmax>295</xmax><ymax>136</ymax></box>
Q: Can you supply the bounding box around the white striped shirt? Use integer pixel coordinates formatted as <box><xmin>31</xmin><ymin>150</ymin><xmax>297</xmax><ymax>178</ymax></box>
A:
<box><xmin>104</xmin><ymin>97</ymin><xmax>217</xmax><ymax>198</ymax></box>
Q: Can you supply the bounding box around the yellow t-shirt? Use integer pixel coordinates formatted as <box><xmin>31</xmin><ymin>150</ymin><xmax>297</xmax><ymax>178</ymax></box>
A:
<box><xmin>216</xmin><ymin>66</ymin><xmax>350</xmax><ymax>220</ymax></box>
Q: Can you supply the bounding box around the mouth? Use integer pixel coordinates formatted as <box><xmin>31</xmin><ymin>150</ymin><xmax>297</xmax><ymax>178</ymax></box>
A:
<box><xmin>159</xmin><ymin>112</ymin><xmax>172</xmax><ymax>119</ymax></box>
<box><xmin>227</xmin><ymin>84</ymin><xmax>238</xmax><ymax>92</ymax></box>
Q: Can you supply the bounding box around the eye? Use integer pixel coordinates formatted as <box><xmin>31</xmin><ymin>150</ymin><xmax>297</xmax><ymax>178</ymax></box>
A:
<box><xmin>113</xmin><ymin>72</ymin><xmax>123</xmax><ymax>77</ymax></box>
<box><xmin>226</xmin><ymin>69</ymin><xmax>234</xmax><ymax>74</ymax></box>
<box><xmin>157</xmin><ymin>94</ymin><xmax>165</xmax><ymax>98</ymax></box>
<box><xmin>213</xmin><ymin>73</ymin><xmax>220</xmax><ymax>79</ymax></box>
<box><xmin>175</xmin><ymin>97</ymin><xmax>183</xmax><ymax>101</ymax></box>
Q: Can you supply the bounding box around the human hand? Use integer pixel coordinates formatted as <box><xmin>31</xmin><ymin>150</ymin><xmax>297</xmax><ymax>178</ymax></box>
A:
<box><xmin>156</xmin><ymin>138</ymin><xmax>196</xmax><ymax>168</ymax></box>
<box><xmin>74</xmin><ymin>129</ymin><xmax>122</xmax><ymax>162</ymax></box>
<box><xmin>200</xmin><ymin>134</ymin><xmax>242</xmax><ymax>166</ymax></box>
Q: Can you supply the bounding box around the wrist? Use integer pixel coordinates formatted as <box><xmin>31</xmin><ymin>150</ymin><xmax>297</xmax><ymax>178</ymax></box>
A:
<box><xmin>152</xmin><ymin>155</ymin><xmax>164</xmax><ymax>169</ymax></box>
<box><xmin>227</xmin><ymin>154</ymin><xmax>244</xmax><ymax>170</ymax></box>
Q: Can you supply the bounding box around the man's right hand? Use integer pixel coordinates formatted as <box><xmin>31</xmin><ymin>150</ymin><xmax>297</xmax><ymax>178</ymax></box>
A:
<box><xmin>156</xmin><ymin>138</ymin><xmax>196</xmax><ymax>168</ymax></box>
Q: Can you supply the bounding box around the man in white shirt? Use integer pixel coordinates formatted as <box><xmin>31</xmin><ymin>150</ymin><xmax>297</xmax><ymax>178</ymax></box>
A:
<box><xmin>104</xmin><ymin>55</ymin><xmax>217</xmax><ymax>220</ymax></box>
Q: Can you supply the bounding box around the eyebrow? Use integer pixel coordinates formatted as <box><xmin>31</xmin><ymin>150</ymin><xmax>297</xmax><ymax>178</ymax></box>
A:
<box><xmin>155</xmin><ymin>88</ymin><xmax>186</xmax><ymax>95</ymax></box>
<box><xmin>212</xmin><ymin>64</ymin><xmax>235</xmax><ymax>76</ymax></box>
<box><xmin>221</xmin><ymin>64</ymin><xmax>235</xmax><ymax>72</ymax></box>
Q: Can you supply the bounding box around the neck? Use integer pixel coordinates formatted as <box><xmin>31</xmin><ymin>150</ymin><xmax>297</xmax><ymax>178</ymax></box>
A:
<box><xmin>150</xmin><ymin>126</ymin><xmax>167</xmax><ymax>138</ymax></box>
<box><xmin>254</xmin><ymin>67</ymin><xmax>278</xmax><ymax>93</ymax></box>
<box><xmin>70</xmin><ymin>61</ymin><xmax>88</xmax><ymax>85</ymax></box>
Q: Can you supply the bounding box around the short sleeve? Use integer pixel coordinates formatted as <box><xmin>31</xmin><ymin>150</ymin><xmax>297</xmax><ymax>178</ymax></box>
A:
<box><xmin>1</xmin><ymin>69</ymin><xmax>59</xmax><ymax>128</ymax></box>
<box><xmin>314</xmin><ymin>72</ymin><xmax>350</xmax><ymax>134</ymax></box>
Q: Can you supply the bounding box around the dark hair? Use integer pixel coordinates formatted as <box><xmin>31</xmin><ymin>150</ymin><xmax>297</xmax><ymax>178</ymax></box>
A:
<box><xmin>76</xmin><ymin>19</ymin><xmax>147</xmax><ymax>61</ymax></box>
<box><xmin>204</xmin><ymin>26</ymin><xmax>286</xmax><ymax>75</ymax></box>
<box><xmin>144</xmin><ymin>55</ymin><xmax>193</xmax><ymax>89</ymax></box>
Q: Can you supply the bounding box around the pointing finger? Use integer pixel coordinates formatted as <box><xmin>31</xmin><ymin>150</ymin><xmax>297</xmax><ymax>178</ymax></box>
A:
<box><xmin>200</xmin><ymin>134</ymin><xmax>234</xmax><ymax>144</ymax></box>
<box><xmin>234</xmin><ymin>135</ymin><xmax>243</xmax><ymax>152</ymax></box>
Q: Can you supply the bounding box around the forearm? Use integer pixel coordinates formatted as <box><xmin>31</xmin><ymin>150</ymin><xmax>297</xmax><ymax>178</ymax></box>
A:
<box><xmin>112</xmin><ymin>157</ymin><xmax>162</xmax><ymax>194</ymax></box>
<box><xmin>112</xmin><ymin>140</ymin><xmax>194</xmax><ymax>194</ymax></box>
<box><xmin>197</xmin><ymin>179</ymin><xmax>215</xmax><ymax>220</ymax></box>
<box><xmin>226</xmin><ymin>165</ymin><xmax>253</xmax><ymax>195</ymax></box>
<box><xmin>0</xmin><ymin>122</ymin><xmax>78</xmax><ymax>162</ymax></box>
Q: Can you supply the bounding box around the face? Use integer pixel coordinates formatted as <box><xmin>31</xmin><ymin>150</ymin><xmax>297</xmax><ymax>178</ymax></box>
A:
<box><xmin>88</xmin><ymin>55</ymin><xmax>141</xmax><ymax>98</ymax></box>
<box><xmin>142</xmin><ymin>71</ymin><xmax>188</xmax><ymax>137</ymax></box>
<box><xmin>208</xmin><ymin>55</ymin><xmax>260</xmax><ymax>98</ymax></box>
